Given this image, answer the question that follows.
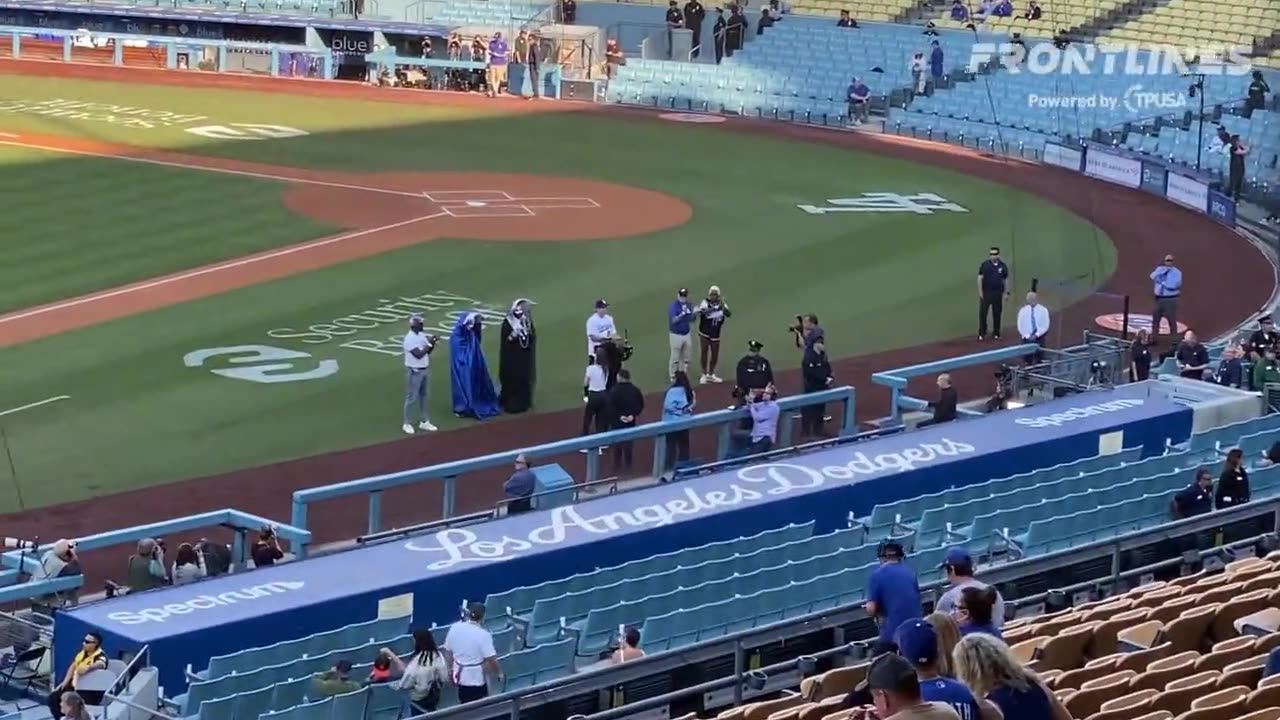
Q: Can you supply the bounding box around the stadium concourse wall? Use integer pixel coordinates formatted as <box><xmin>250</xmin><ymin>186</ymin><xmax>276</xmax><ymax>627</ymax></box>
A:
<box><xmin>54</xmin><ymin>382</ymin><xmax>1193</xmax><ymax>691</ymax></box>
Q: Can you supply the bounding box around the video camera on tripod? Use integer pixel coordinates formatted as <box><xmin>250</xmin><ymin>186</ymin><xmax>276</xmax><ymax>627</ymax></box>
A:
<box><xmin>985</xmin><ymin>364</ymin><xmax>1016</xmax><ymax>413</ymax></box>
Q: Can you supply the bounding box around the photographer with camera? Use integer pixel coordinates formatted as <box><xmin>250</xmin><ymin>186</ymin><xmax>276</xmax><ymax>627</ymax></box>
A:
<box><xmin>252</xmin><ymin>526</ymin><xmax>285</xmax><ymax>568</ymax></box>
<box><xmin>731</xmin><ymin>384</ymin><xmax>780</xmax><ymax>457</ymax></box>
<box><xmin>127</xmin><ymin>538</ymin><xmax>167</xmax><ymax>591</ymax></box>
<box><xmin>790</xmin><ymin>313</ymin><xmax>825</xmax><ymax>357</ymax></box>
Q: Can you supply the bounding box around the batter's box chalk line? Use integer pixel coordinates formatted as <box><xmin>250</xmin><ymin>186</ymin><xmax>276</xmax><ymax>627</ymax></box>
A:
<box><xmin>442</xmin><ymin>204</ymin><xmax>537</xmax><ymax>218</ymax></box>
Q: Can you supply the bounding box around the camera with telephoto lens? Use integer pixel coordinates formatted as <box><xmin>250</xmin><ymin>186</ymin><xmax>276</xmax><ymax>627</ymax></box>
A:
<box><xmin>787</xmin><ymin>315</ymin><xmax>804</xmax><ymax>334</ymax></box>
<box><xmin>986</xmin><ymin>364</ymin><xmax>1016</xmax><ymax>412</ymax></box>
<box><xmin>2</xmin><ymin>538</ymin><xmax>37</xmax><ymax>551</ymax></box>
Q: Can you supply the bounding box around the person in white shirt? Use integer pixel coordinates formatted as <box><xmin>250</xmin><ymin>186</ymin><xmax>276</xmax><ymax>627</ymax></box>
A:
<box><xmin>402</xmin><ymin>314</ymin><xmax>439</xmax><ymax>435</ymax></box>
<box><xmin>581</xmin><ymin>353</ymin><xmax>611</xmax><ymax>452</ymax></box>
<box><xmin>1016</xmin><ymin>291</ymin><xmax>1050</xmax><ymax>364</ymax></box>
<box><xmin>387</xmin><ymin>629</ymin><xmax>449</xmax><ymax>712</ymax></box>
<box><xmin>443</xmin><ymin>603</ymin><xmax>504</xmax><ymax>704</ymax></box>
<box><xmin>910</xmin><ymin>51</ymin><xmax>926</xmax><ymax>94</ymax></box>
<box><xmin>586</xmin><ymin>299</ymin><xmax>623</xmax><ymax>387</ymax></box>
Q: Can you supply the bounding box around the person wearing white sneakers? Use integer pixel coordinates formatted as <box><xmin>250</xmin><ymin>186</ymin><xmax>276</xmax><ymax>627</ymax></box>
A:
<box><xmin>403</xmin><ymin>313</ymin><xmax>439</xmax><ymax>435</ymax></box>
<box><xmin>695</xmin><ymin>285</ymin><xmax>731</xmax><ymax>384</ymax></box>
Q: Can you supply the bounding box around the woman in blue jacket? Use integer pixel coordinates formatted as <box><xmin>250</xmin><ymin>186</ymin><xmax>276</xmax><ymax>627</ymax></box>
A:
<box><xmin>662</xmin><ymin>371</ymin><xmax>696</xmax><ymax>475</ymax></box>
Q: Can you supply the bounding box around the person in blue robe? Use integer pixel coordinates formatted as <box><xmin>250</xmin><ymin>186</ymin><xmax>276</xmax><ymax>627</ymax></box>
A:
<box><xmin>450</xmin><ymin>312</ymin><xmax>500</xmax><ymax>419</ymax></box>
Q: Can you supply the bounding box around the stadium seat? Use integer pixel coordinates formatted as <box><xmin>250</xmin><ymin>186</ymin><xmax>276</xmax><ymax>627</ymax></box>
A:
<box><xmin>1237</xmin><ymin>710</ymin><xmax>1280</xmax><ymax>720</ymax></box>
<box><xmin>1093</xmin><ymin>688</ymin><xmax>1159</xmax><ymax>720</ymax></box>
<box><xmin>1238</xmin><ymin>608</ymin><xmax>1280</xmax><ymax>636</ymax></box>
<box><xmin>1059</xmin><ymin>656</ymin><xmax>1120</xmax><ymax>690</ymax></box>
<box><xmin>1096</xmin><ymin>609</ymin><xmax>1154</xmax><ymax>656</ymax></box>
<box><xmin>1131</xmin><ymin>651</ymin><xmax>1198</xmax><ymax>692</ymax></box>
<box><xmin>1165</xmin><ymin>604</ymin><xmax>1218</xmax><ymax>651</ymax></box>
<box><xmin>235</xmin><ymin>685</ymin><xmax>275</xmax><ymax>720</ymax></box>
<box><xmin>1067</xmin><ymin>671</ymin><xmax>1137</xmax><ymax>718</ymax></box>
<box><xmin>197</xmin><ymin>695</ymin><xmax>236</xmax><ymax>720</ymax></box>
<box><xmin>1039</xmin><ymin>622</ymin><xmax>1096</xmax><ymax>670</ymax></box>
<box><xmin>1215</xmin><ymin>590</ymin><xmax>1274</xmax><ymax>641</ymax></box>
<box><xmin>1185</xmin><ymin>685</ymin><xmax>1250</xmax><ymax>718</ymax></box>
<box><xmin>1151</xmin><ymin>671</ymin><xmax>1221</xmax><ymax>715</ymax></box>
<box><xmin>366</xmin><ymin>683</ymin><xmax>408</xmax><ymax>720</ymax></box>
<box><xmin>1194</xmin><ymin>637</ymin><xmax>1255</xmax><ymax>672</ymax></box>
<box><xmin>1217</xmin><ymin>654</ymin><xmax>1267</xmax><ymax>690</ymax></box>
<box><xmin>1115</xmin><ymin>643</ymin><xmax>1173</xmax><ymax>673</ymax></box>
<box><xmin>800</xmin><ymin>664</ymin><xmax>868</xmax><ymax>700</ymax></box>
<box><xmin>272</xmin><ymin>677</ymin><xmax>309</xmax><ymax>709</ymax></box>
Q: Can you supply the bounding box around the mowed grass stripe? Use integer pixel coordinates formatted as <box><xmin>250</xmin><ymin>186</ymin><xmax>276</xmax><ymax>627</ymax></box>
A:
<box><xmin>0</xmin><ymin>148</ymin><xmax>335</xmax><ymax>312</ymax></box>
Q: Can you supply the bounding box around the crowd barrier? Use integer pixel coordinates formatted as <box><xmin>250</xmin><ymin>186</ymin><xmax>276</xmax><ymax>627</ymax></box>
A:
<box><xmin>289</xmin><ymin>386</ymin><xmax>859</xmax><ymax>541</ymax></box>
<box><xmin>872</xmin><ymin>343</ymin><xmax>1041</xmax><ymax>424</ymax></box>
<box><xmin>57</xmin><ymin>382</ymin><xmax>1191</xmax><ymax>690</ymax></box>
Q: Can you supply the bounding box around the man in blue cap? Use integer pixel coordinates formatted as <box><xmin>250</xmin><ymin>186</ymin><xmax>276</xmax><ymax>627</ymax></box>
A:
<box><xmin>935</xmin><ymin>547</ymin><xmax>1004</xmax><ymax>630</ymax></box>
<box><xmin>895</xmin><ymin>619</ymin><xmax>990</xmax><ymax>720</ymax></box>
<box><xmin>864</xmin><ymin>540</ymin><xmax>921</xmax><ymax>655</ymax></box>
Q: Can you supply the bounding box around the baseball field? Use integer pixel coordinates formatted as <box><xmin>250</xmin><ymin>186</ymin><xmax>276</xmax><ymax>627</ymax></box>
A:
<box><xmin>0</xmin><ymin>61</ymin><xmax>1270</xmax><ymax>559</ymax></box>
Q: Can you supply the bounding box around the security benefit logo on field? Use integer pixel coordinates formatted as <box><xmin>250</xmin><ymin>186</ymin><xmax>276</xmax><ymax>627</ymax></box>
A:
<box><xmin>797</xmin><ymin>193</ymin><xmax>971</xmax><ymax>215</ymax></box>
<box><xmin>183</xmin><ymin>345</ymin><xmax>339</xmax><ymax>385</ymax></box>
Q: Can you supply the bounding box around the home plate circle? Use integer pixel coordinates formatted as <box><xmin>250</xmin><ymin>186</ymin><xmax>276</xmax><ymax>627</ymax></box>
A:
<box><xmin>466</xmin><ymin>201</ymin><xmax>487</xmax><ymax>207</ymax></box>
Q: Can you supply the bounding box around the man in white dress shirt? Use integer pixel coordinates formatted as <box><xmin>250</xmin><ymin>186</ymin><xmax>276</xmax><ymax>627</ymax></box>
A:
<box><xmin>403</xmin><ymin>314</ymin><xmax>439</xmax><ymax>435</ymax></box>
<box><xmin>1016</xmin><ymin>291</ymin><xmax>1050</xmax><ymax>364</ymax></box>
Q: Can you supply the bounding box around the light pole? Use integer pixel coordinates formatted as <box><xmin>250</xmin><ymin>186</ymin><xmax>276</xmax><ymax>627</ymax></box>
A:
<box><xmin>1188</xmin><ymin>73</ymin><xmax>1206</xmax><ymax>170</ymax></box>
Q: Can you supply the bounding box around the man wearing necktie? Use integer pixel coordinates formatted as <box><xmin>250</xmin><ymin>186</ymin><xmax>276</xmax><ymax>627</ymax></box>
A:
<box><xmin>1150</xmin><ymin>254</ymin><xmax>1183</xmax><ymax>339</ymax></box>
<box><xmin>1017</xmin><ymin>291</ymin><xmax>1050</xmax><ymax>364</ymax></box>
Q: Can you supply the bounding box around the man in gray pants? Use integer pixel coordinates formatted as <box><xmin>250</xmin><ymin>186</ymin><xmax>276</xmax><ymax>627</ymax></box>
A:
<box><xmin>1150</xmin><ymin>254</ymin><xmax>1183</xmax><ymax>339</ymax></box>
<box><xmin>402</xmin><ymin>314</ymin><xmax>439</xmax><ymax>435</ymax></box>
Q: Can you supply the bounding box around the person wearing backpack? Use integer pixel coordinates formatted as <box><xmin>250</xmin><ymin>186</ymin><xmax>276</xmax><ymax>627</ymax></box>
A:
<box><xmin>386</xmin><ymin>629</ymin><xmax>448</xmax><ymax>712</ymax></box>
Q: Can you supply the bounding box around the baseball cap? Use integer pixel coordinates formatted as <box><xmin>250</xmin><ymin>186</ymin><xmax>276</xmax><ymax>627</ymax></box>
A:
<box><xmin>595</xmin><ymin>299</ymin><xmax>609</xmax><ymax>309</ymax></box>
<box><xmin>748</xmin><ymin>339</ymin><xmax>764</xmax><ymax>351</ymax></box>
<box><xmin>409</xmin><ymin>313</ymin><xmax>424</xmax><ymax>325</ymax></box>
<box><xmin>894</xmin><ymin>619</ymin><xmax>938</xmax><ymax>667</ymax></box>
<box><xmin>940</xmin><ymin>546</ymin><xmax>972</xmax><ymax>568</ymax></box>
<box><xmin>867</xmin><ymin>653</ymin><xmax>919</xmax><ymax>694</ymax></box>
<box><xmin>678</xmin><ymin>288</ymin><xmax>689</xmax><ymax>296</ymax></box>
<box><xmin>1260</xmin><ymin>314</ymin><xmax>1274</xmax><ymax>325</ymax></box>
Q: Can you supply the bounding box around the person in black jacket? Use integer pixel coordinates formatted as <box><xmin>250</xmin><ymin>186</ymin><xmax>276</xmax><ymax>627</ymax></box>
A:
<box><xmin>711</xmin><ymin>8</ymin><xmax>727</xmax><ymax>63</ymax></box>
<box><xmin>801</xmin><ymin>341</ymin><xmax>833</xmax><ymax>437</ymax></box>
<box><xmin>917</xmin><ymin>374</ymin><xmax>957</xmax><ymax>428</ymax></box>
<box><xmin>1217</xmin><ymin>448</ymin><xmax>1250</xmax><ymax>509</ymax></box>
<box><xmin>1129</xmin><ymin>328</ymin><xmax>1154</xmax><ymax>382</ymax></box>
<box><xmin>609</xmin><ymin>370</ymin><xmax>645</xmax><ymax>473</ymax></box>
<box><xmin>734</xmin><ymin>340</ymin><xmax>774</xmax><ymax>405</ymax></box>
<box><xmin>1171</xmin><ymin>468</ymin><xmax>1214</xmax><ymax>518</ymax></box>
<box><xmin>683</xmin><ymin>0</ymin><xmax>706</xmax><ymax>57</ymax></box>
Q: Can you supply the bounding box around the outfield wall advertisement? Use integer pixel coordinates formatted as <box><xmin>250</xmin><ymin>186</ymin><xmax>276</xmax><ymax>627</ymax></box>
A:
<box><xmin>1084</xmin><ymin>147</ymin><xmax>1142</xmax><ymax>189</ymax></box>
<box><xmin>1166</xmin><ymin>172</ymin><xmax>1210</xmax><ymax>214</ymax></box>
<box><xmin>1078</xmin><ymin>144</ymin><xmax>1235</xmax><ymax>229</ymax></box>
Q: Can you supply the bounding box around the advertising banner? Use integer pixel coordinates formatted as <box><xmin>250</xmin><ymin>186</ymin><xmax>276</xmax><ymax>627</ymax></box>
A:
<box><xmin>1139</xmin><ymin>161</ymin><xmax>1167</xmax><ymax>196</ymax></box>
<box><xmin>1084</xmin><ymin>147</ymin><xmax>1142</xmax><ymax>188</ymax></box>
<box><xmin>1166</xmin><ymin>172</ymin><xmax>1210</xmax><ymax>214</ymax></box>
<box><xmin>1207</xmin><ymin>189</ymin><xmax>1237</xmax><ymax>227</ymax></box>
<box><xmin>1043</xmin><ymin>142</ymin><xmax>1083</xmax><ymax>172</ymax></box>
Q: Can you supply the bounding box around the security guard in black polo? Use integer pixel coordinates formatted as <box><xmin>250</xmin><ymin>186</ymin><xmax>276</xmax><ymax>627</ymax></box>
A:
<box><xmin>1171</xmin><ymin>469</ymin><xmax>1214</xmax><ymax>518</ymax></box>
<box><xmin>735</xmin><ymin>340</ymin><xmax>774</xmax><ymax>400</ymax></box>
<box><xmin>977</xmin><ymin>246</ymin><xmax>1010</xmax><ymax>340</ymax></box>
<box><xmin>1248</xmin><ymin>315</ymin><xmax>1280</xmax><ymax>361</ymax></box>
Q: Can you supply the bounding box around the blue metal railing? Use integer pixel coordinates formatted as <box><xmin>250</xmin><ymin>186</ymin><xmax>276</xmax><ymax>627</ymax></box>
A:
<box><xmin>0</xmin><ymin>510</ymin><xmax>308</xmax><ymax>603</ymax></box>
<box><xmin>872</xmin><ymin>344</ymin><xmax>1041</xmax><ymax>424</ymax></box>
<box><xmin>290</xmin><ymin>386</ymin><xmax>856</xmax><ymax>551</ymax></box>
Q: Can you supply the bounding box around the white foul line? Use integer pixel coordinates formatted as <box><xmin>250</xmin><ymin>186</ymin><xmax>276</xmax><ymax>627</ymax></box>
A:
<box><xmin>0</xmin><ymin>395</ymin><xmax>70</xmax><ymax>418</ymax></box>
<box><xmin>0</xmin><ymin>137</ymin><xmax>426</xmax><ymax>198</ymax></box>
<box><xmin>0</xmin><ymin>212</ymin><xmax>448</xmax><ymax>326</ymax></box>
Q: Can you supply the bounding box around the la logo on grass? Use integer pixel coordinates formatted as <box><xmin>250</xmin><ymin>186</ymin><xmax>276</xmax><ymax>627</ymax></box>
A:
<box><xmin>185</xmin><ymin>123</ymin><xmax>310</xmax><ymax>141</ymax></box>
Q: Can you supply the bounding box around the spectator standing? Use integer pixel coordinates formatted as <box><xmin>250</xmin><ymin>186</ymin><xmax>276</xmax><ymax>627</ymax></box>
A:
<box><xmin>605</xmin><ymin>38</ymin><xmax>625</xmax><ymax>76</ymax></box>
<box><xmin>662</xmin><ymin>371</ymin><xmax>696</xmax><ymax>474</ymax></box>
<box><xmin>712</xmin><ymin>7</ymin><xmax>727</xmax><ymax>63</ymax></box>
<box><xmin>503</xmin><ymin>454</ymin><xmax>536</xmax><ymax>514</ymax></box>
<box><xmin>1217</xmin><ymin>448</ymin><xmax>1250</xmax><ymax>510</ymax></box>
<box><xmin>977</xmin><ymin>246</ymin><xmax>1009</xmax><ymax>340</ymax></box>
<box><xmin>445</xmin><ymin>603</ymin><xmax>503</xmax><ymax>703</ymax></box>
<box><xmin>1248</xmin><ymin>315</ymin><xmax>1279</xmax><ymax>361</ymax></box>
<box><xmin>312</xmin><ymin>660</ymin><xmax>361</xmax><ymax>698</ymax></box>
<box><xmin>1171</xmin><ymin>468</ymin><xmax>1214</xmax><ymax>518</ymax></box>
<box><xmin>127</xmin><ymin>538</ymin><xmax>166</xmax><ymax>591</ymax></box>
<box><xmin>735</xmin><ymin>385</ymin><xmax>779</xmax><ymax>455</ymax></box>
<box><xmin>929</xmin><ymin>41</ymin><xmax>945</xmax><ymax>85</ymax></box>
<box><xmin>918</xmin><ymin>374</ymin><xmax>957</xmax><ymax>428</ymax></box>
<box><xmin>726</xmin><ymin>5</ymin><xmax>748</xmax><ymax>55</ymax></box>
<box><xmin>560</xmin><ymin>0</ymin><xmax>576</xmax><ymax>23</ymax></box>
<box><xmin>1024</xmin><ymin>0</ymin><xmax>1041</xmax><ymax>18</ymax></box>
<box><xmin>1174</xmin><ymin>330</ymin><xmax>1209</xmax><ymax>380</ymax></box>
<box><xmin>950</xmin><ymin>0</ymin><xmax>968</xmax><ymax>20</ymax></box>
<box><xmin>847</xmin><ymin>76</ymin><xmax>871</xmax><ymax>124</ymax></box>
<box><xmin>953</xmin><ymin>633</ymin><xmax>1069</xmax><ymax>720</ymax></box>
<box><xmin>684</xmin><ymin>0</ymin><xmax>706</xmax><ymax>57</ymax></box>
<box><xmin>402</xmin><ymin>313</ymin><xmax>438</xmax><ymax>435</ymax></box>
<box><xmin>388</xmin><ymin>629</ymin><xmax>449</xmax><ymax>713</ymax></box>
<box><xmin>170</xmin><ymin>543</ymin><xmax>206</xmax><ymax>586</ymax></box>
<box><xmin>46</xmin><ymin>632</ymin><xmax>107</xmax><ymax>717</ymax></box>
<box><xmin>695</xmin><ymin>286</ymin><xmax>732</xmax><ymax>383</ymax></box>
<box><xmin>512</xmin><ymin>29</ymin><xmax>528</xmax><ymax>67</ymax></box>
<box><xmin>895</xmin><ymin>620</ymin><xmax>992</xmax><ymax>720</ymax></box>
<box><xmin>910</xmin><ymin>52</ymin><xmax>927</xmax><ymax>93</ymax></box>
<box><xmin>197</xmin><ymin>539</ymin><xmax>231</xmax><ymax>577</ymax></box>
<box><xmin>586</xmin><ymin>299</ymin><xmax>622</xmax><ymax>387</ymax></box>
<box><xmin>955</xmin><ymin>586</ymin><xmax>1002</xmax><ymax>639</ymax></box>
<box><xmin>865</xmin><ymin>540</ymin><xmax>922</xmax><ymax>655</ymax></box>
<box><xmin>1217</xmin><ymin>124</ymin><xmax>1232</xmax><ymax>149</ymax></box>
<box><xmin>31</xmin><ymin>538</ymin><xmax>79</xmax><ymax>583</ymax></box>
<box><xmin>1247</xmin><ymin>70</ymin><xmax>1271</xmax><ymax>115</ymax></box>
<box><xmin>665</xmin><ymin>0</ymin><xmax>684</xmax><ymax>57</ymax></box>
<box><xmin>838</xmin><ymin>9</ymin><xmax>858</xmax><ymax>26</ymax></box>
<box><xmin>1229</xmin><ymin>135</ymin><xmax>1249</xmax><ymax>200</ymax></box>
<box><xmin>1253</xmin><ymin>346</ymin><xmax>1280</xmax><ymax>392</ymax></box>
<box><xmin>612</xmin><ymin>628</ymin><xmax>646</xmax><ymax>663</ymax></box>
<box><xmin>58</xmin><ymin>692</ymin><xmax>91</xmax><ymax>720</ymax></box>
<box><xmin>935</xmin><ymin>548</ymin><xmax>1004</xmax><ymax>629</ymax></box>
<box><xmin>801</xmin><ymin>341</ymin><xmax>833</xmax><ymax>437</ymax></box>
<box><xmin>1214</xmin><ymin>344</ymin><xmax>1245</xmax><ymax>388</ymax></box>
<box><xmin>860</xmin><ymin>654</ymin><xmax>962</xmax><ymax>720</ymax></box>
<box><xmin>734</xmin><ymin>340</ymin><xmax>774</xmax><ymax>402</ymax></box>
<box><xmin>1129</xmin><ymin>328</ymin><xmax>1154</xmax><ymax>382</ymax></box>
<box><xmin>487</xmin><ymin>32</ymin><xmax>509</xmax><ymax>97</ymax></box>
<box><xmin>1016</xmin><ymin>292</ymin><xmax>1050</xmax><ymax>363</ymax></box>
<box><xmin>526</xmin><ymin>32</ymin><xmax>541</xmax><ymax>98</ymax></box>
<box><xmin>610</xmin><ymin>369</ymin><xmax>645</xmax><ymax>472</ymax></box>
<box><xmin>668</xmin><ymin>288</ymin><xmax>695</xmax><ymax>379</ymax></box>
<box><xmin>581</xmin><ymin>353</ymin><xmax>611</xmax><ymax>443</ymax></box>
<box><xmin>252</xmin><ymin>527</ymin><xmax>284</xmax><ymax>567</ymax></box>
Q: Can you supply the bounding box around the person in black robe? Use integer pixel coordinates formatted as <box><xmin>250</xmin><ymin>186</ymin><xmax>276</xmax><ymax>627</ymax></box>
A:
<box><xmin>498</xmin><ymin>299</ymin><xmax>536</xmax><ymax>414</ymax></box>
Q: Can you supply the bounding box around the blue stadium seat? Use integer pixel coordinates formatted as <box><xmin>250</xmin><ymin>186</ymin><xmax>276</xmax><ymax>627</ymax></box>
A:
<box><xmin>271</xmin><ymin>676</ymin><xmax>310</xmax><ymax>709</ymax></box>
<box><xmin>234</xmin><ymin>685</ymin><xmax>275</xmax><ymax>720</ymax></box>
<box><xmin>197</xmin><ymin>695</ymin><xmax>236</xmax><ymax>720</ymax></box>
<box><xmin>330</xmin><ymin>688</ymin><xmax>369</xmax><ymax>719</ymax></box>
<box><xmin>366</xmin><ymin>683</ymin><xmax>409</xmax><ymax>720</ymax></box>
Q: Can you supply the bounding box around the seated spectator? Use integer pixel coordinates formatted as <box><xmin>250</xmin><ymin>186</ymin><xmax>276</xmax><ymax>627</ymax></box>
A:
<box><xmin>924</xmin><ymin>612</ymin><xmax>962</xmax><ymax>677</ymax></box>
<box><xmin>170</xmin><ymin>543</ymin><xmax>206</xmax><ymax>586</ymax></box>
<box><xmin>847</xmin><ymin>76</ymin><xmax>871</xmax><ymax>124</ymax></box>
<box><xmin>1217</xmin><ymin>448</ymin><xmax>1250</xmax><ymax>510</ymax></box>
<box><xmin>311</xmin><ymin>660</ymin><xmax>361</xmax><ymax>698</ymax></box>
<box><xmin>1252</xmin><ymin>346</ymin><xmax>1279</xmax><ymax>391</ymax></box>
<box><xmin>1264</xmin><ymin>440</ymin><xmax>1280</xmax><ymax>467</ymax></box>
<box><xmin>993</xmin><ymin>0</ymin><xmax>1012</xmax><ymax>16</ymax></box>
<box><xmin>1174</xmin><ymin>330</ymin><xmax>1209</xmax><ymax>380</ymax></box>
<box><xmin>860</xmin><ymin>654</ymin><xmax>962</xmax><ymax>720</ymax></box>
<box><xmin>503</xmin><ymin>454</ymin><xmax>536</xmax><ymax>514</ymax></box>
<box><xmin>605</xmin><ymin>38</ymin><xmax>625</xmax><ymax>77</ymax></box>
<box><xmin>368</xmin><ymin>652</ymin><xmax>395</xmax><ymax>684</ymax></box>
<box><xmin>918</xmin><ymin>374</ymin><xmax>957</xmax><ymax>428</ymax></box>
<box><xmin>1171</xmin><ymin>468</ymin><xmax>1214</xmax><ymax>518</ymax></box>
<box><xmin>734</xmin><ymin>385</ymin><xmax>779</xmax><ymax>456</ymax></box>
<box><xmin>955</xmin><ymin>586</ymin><xmax>1002</xmax><ymax>639</ymax></box>
<box><xmin>1213</xmin><ymin>343</ymin><xmax>1245</xmax><ymax>388</ymax></box>
<box><xmin>865</xmin><ymin>540</ymin><xmax>922</xmax><ymax>655</ymax></box>
<box><xmin>923</xmin><ymin>21</ymin><xmax>941</xmax><ymax>36</ymax></box>
<box><xmin>127</xmin><ymin>538</ymin><xmax>167</xmax><ymax>591</ymax></box>
<box><xmin>936</xmin><ymin>548</ymin><xmax>1004</xmax><ymax>629</ymax></box>
<box><xmin>953</xmin><ymin>633</ymin><xmax>1068</xmax><ymax>720</ymax></box>
<box><xmin>58</xmin><ymin>691</ymin><xmax>91</xmax><ymax>720</ymax></box>
<box><xmin>976</xmin><ymin>0</ymin><xmax>995</xmax><ymax>16</ymax></box>
<box><xmin>47</xmin><ymin>632</ymin><xmax>106</xmax><ymax>717</ymax></box>
<box><xmin>837</xmin><ymin>8</ymin><xmax>859</xmax><ymax>26</ymax></box>
<box><xmin>1024</xmin><ymin>0</ymin><xmax>1040</xmax><ymax>18</ymax></box>
<box><xmin>757</xmin><ymin>7</ymin><xmax>775</xmax><ymax>33</ymax></box>
<box><xmin>895</xmin><ymin>620</ymin><xmax>992</xmax><ymax>720</ymax></box>
<box><xmin>251</xmin><ymin>526</ymin><xmax>284</xmax><ymax>568</ymax></box>
<box><xmin>613</xmin><ymin>628</ymin><xmax>646</xmax><ymax>663</ymax></box>
<box><xmin>1129</xmin><ymin>328</ymin><xmax>1154</xmax><ymax>382</ymax></box>
<box><xmin>1248</xmin><ymin>314</ymin><xmax>1279</xmax><ymax>361</ymax></box>
<box><xmin>388</xmin><ymin>630</ymin><xmax>448</xmax><ymax>712</ymax></box>
<box><xmin>1266</xmin><ymin>647</ymin><xmax>1280</xmax><ymax>679</ymax></box>
<box><xmin>949</xmin><ymin>0</ymin><xmax>968</xmax><ymax>20</ymax></box>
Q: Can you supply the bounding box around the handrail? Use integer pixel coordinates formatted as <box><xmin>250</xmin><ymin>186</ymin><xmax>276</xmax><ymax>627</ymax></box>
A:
<box><xmin>871</xmin><ymin>343</ymin><xmax>1040</xmax><ymax>423</ymax></box>
<box><xmin>411</xmin><ymin>494</ymin><xmax>1280</xmax><ymax>720</ymax></box>
<box><xmin>289</xmin><ymin>386</ymin><xmax>856</xmax><ymax>548</ymax></box>
<box><xmin>106</xmin><ymin>644</ymin><xmax>151</xmax><ymax>699</ymax></box>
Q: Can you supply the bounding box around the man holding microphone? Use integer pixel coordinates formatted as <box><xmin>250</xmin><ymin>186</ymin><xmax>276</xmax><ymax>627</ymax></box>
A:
<box><xmin>668</xmin><ymin>288</ymin><xmax>695</xmax><ymax>380</ymax></box>
<box><xmin>1150</xmin><ymin>254</ymin><xmax>1182</xmax><ymax>339</ymax></box>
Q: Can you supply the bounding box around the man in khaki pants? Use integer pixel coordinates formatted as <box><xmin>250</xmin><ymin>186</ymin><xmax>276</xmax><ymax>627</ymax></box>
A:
<box><xmin>667</xmin><ymin>287</ymin><xmax>695</xmax><ymax>380</ymax></box>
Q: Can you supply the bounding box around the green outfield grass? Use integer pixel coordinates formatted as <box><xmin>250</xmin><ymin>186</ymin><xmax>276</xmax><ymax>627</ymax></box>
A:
<box><xmin>0</xmin><ymin>73</ymin><xmax>1118</xmax><ymax>511</ymax></box>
